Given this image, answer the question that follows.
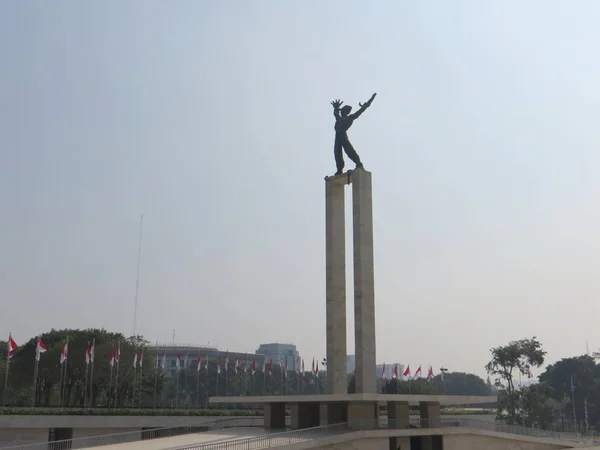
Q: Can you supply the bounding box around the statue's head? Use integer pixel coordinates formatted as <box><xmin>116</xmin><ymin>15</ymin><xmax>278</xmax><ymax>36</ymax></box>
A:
<box><xmin>341</xmin><ymin>105</ymin><xmax>352</xmax><ymax>117</ymax></box>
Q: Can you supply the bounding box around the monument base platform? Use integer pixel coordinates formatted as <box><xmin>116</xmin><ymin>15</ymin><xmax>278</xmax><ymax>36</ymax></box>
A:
<box><xmin>208</xmin><ymin>394</ymin><xmax>496</xmax><ymax>430</ymax></box>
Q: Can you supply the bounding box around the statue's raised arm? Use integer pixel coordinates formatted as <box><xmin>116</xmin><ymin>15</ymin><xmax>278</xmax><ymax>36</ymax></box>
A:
<box><xmin>352</xmin><ymin>93</ymin><xmax>377</xmax><ymax>120</ymax></box>
<box><xmin>331</xmin><ymin>99</ymin><xmax>343</xmax><ymax>119</ymax></box>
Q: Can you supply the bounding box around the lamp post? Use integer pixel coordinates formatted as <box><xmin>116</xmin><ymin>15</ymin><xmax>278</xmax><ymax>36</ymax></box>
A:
<box><xmin>439</xmin><ymin>367</ymin><xmax>448</xmax><ymax>394</ymax></box>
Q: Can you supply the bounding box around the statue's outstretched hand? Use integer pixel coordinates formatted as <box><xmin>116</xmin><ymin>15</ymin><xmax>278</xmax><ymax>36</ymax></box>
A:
<box><xmin>331</xmin><ymin>99</ymin><xmax>343</xmax><ymax>108</ymax></box>
<box><xmin>359</xmin><ymin>93</ymin><xmax>377</xmax><ymax>108</ymax></box>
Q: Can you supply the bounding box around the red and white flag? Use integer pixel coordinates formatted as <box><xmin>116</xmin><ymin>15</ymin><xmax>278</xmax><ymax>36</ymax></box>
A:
<box><xmin>35</xmin><ymin>337</ymin><xmax>47</xmax><ymax>361</ymax></box>
<box><xmin>403</xmin><ymin>365</ymin><xmax>411</xmax><ymax>379</ymax></box>
<box><xmin>224</xmin><ymin>352</ymin><xmax>229</xmax><ymax>371</ymax></box>
<box><xmin>7</xmin><ymin>333</ymin><xmax>17</xmax><ymax>359</ymax></box>
<box><xmin>414</xmin><ymin>365</ymin><xmax>422</xmax><ymax>379</ymax></box>
<box><xmin>393</xmin><ymin>364</ymin><xmax>399</xmax><ymax>379</ymax></box>
<box><xmin>269</xmin><ymin>359</ymin><xmax>273</xmax><ymax>375</ymax></box>
<box><xmin>109</xmin><ymin>350</ymin><xmax>116</xmax><ymax>368</ymax></box>
<box><xmin>161</xmin><ymin>349</ymin><xmax>167</xmax><ymax>369</ymax></box>
<box><xmin>252</xmin><ymin>359</ymin><xmax>257</xmax><ymax>375</ymax></box>
<box><xmin>427</xmin><ymin>366</ymin><xmax>434</xmax><ymax>380</ymax></box>
<box><xmin>115</xmin><ymin>344</ymin><xmax>121</xmax><ymax>364</ymax></box>
<box><xmin>59</xmin><ymin>342</ymin><xmax>68</xmax><ymax>364</ymax></box>
<box><xmin>133</xmin><ymin>353</ymin><xmax>138</xmax><ymax>369</ymax></box>
<box><xmin>235</xmin><ymin>357</ymin><xmax>239</xmax><ymax>374</ymax></box>
<box><xmin>381</xmin><ymin>363</ymin><xmax>387</xmax><ymax>379</ymax></box>
<box><xmin>197</xmin><ymin>354</ymin><xmax>202</xmax><ymax>372</ymax></box>
<box><xmin>217</xmin><ymin>357</ymin><xmax>221</xmax><ymax>374</ymax></box>
<box><xmin>314</xmin><ymin>361</ymin><xmax>319</xmax><ymax>375</ymax></box>
<box><xmin>138</xmin><ymin>349</ymin><xmax>144</xmax><ymax>368</ymax></box>
<box><xmin>176</xmin><ymin>352</ymin><xmax>181</xmax><ymax>370</ymax></box>
<box><xmin>204</xmin><ymin>354</ymin><xmax>208</xmax><ymax>371</ymax></box>
<box><xmin>90</xmin><ymin>342</ymin><xmax>95</xmax><ymax>364</ymax></box>
<box><xmin>85</xmin><ymin>343</ymin><xmax>92</xmax><ymax>365</ymax></box>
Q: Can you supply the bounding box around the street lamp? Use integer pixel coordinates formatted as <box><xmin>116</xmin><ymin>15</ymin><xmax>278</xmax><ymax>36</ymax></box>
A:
<box><xmin>440</xmin><ymin>367</ymin><xmax>448</xmax><ymax>394</ymax></box>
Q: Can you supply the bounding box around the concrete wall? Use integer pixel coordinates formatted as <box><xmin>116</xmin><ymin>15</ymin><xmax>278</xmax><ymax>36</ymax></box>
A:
<box><xmin>0</xmin><ymin>416</ymin><xmax>259</xmax><ymax>448</ymax></box>
<box><xmin>0</xmin><ymin>428</ymin><xmax>48</xmax><ymax>447</ymax></box>
<box><xmin>0</xmin><ymin>416</ymin><xmax>253</xmax><ymax>429</ymax></box>
<box><xmin>70</xmin><ymin>428</ymin><xmax>143</xmax><ymax>449</ymax></box>
<box><xmin>316</xmin><ymin>438</ymin><xmax>388</xmax><ymax>450</ymax></box>
<box><xmin>443</xmin><ymin>434</ymin><xmax>570</xmax><ymax>450</ymax></box>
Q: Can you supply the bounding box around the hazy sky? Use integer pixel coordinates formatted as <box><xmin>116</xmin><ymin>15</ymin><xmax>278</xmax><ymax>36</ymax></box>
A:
<box><xmin>2</xmin><ymin>1</ymin><xmax>600</xmax><ymax>379</ymax></box>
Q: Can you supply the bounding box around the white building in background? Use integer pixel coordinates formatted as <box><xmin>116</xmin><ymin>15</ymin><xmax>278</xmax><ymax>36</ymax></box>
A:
<box><xmin>255</xmin><ymin>343</ymin><xmax>300</xmax><ymax>371</ymax></box>
<box><xmin>347</xmin><ymin>354</ymin><xmax>404</xmax><ymax>378</ymax></box>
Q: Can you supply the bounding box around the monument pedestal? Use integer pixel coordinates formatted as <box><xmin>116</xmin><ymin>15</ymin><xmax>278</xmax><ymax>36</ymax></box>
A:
<box><xmin>263</xmin><ymin>402</ymin><xmax>286</xmax><ymax>429</ymax></box>
<box><xmin>387</xmin><ymin>400</ymin><xmax>410</xmax><ymax>429</ymax></box>
<box><xmin>325</xmin><ymin>169</ymin><xmax>377</xmax><ymax>395</ymax></box>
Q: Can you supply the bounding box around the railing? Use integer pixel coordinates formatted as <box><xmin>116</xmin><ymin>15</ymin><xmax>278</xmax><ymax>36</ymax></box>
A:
<box><xmin>381</xmin><ymin>417</ymin><xmax>597</xmax><ymax>443</ymax></box>
<box><xmin>174</xmin><ymin>422</ymin><xmax>351</xmax><ymax>450</ymax></box>
<box><xmin>0</xmin><ymin>417</ymin><xmax>263</xmax><ymax>450</ymax></box>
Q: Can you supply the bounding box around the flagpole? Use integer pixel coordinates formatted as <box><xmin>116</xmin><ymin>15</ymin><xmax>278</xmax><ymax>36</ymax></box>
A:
<box><xmin>108</xmin><ymin>362</ymin><xmax>114</xmax><ymax>407</ymax></box>
<box><xmin>132</xmin><ymin>214</ymin><xmax>143</xmax><ymax>340</ymax></box>
<box><xmin>63</xmin><ymin>336</ymin><xmax>70</xmax><ymax>406</ymax></box>
<box><xmin>176</xmin><ymin>352</ymin><xmax>180</xmax><ymax>409</ymax></box>
<box><xmin>132</xmin><ymin>352</ymin><xmax>137</xmax><ymax>409</ymax></box>
<box><xmin>31</xmin><ymin>338</ymin><xmax>40</xmax><ymax>408</ymax></box>
<box><xmin>215</xmin><ymin>352</ymin><xmax>219</xmax><ymax>398</ymax></box>
<box><xmin>153</xmin><ymin>344</ymin><xmax>159</xmax><ymax>409</ymax></box>
<box><xmin>84</xmin><ymin>342</ymin><xmax>90</xmax><ymax>407</ymax></box>
<box><xmin>138</xmin><ymin>348</ymin><xmax>144</xmax><ymax>409</ymax></box>
<box><xmin>114</xmin><ymin>341</ymin><xmax>121</xmax><ymax>410</ymax></box>
<box><xmin>2</xmin><ymin>355</ymin><xmax>9</xmax><ymax>407</ymax></box>
<box><xmin>196</xmin><ymin>354</ymin><xmax>200</xmax><ymax>407</ymax></box>
<box><xmin>204</xmin><ymin>351</ymin><xmax>209</xmax><ymax>408</ymax></box>
<box><xmin>89</xmin><ymin>338</ymin><xmax>95</xmax><ymax>407</ymax></box>
<box><xmin>59</xmin><ymin>337</ymin><xmax>68</xmax><ymax>407</ymax></box>
<box><xmin>244</xmin><ymin>354</ymin><xmax>248</xmax><ymax>396</ymax></box>
<box><xmin>225</xmin><ymin>353</ymin><xmax>228</xmax><ymax>397</ymax></box>
<box><xmin>58</xmin><ymin>349</ymin><xmax>64</xmax><ymax>407</ymax></box>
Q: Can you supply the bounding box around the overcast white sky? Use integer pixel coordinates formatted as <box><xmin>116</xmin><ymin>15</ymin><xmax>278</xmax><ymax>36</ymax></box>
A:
<box><xmin>2</xmin><ymin>1</ymin><xmax>600</xmax><ymax>378</ymax></box>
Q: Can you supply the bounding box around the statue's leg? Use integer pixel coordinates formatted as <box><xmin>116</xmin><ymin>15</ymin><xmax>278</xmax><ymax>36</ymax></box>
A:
<box><xmin>342</xmin><ymin>138</ymin><xmax>363</xmax><ymax>168</ymax></box>
<box><xmin>334</xmin><ymin>136</ymin><xmax>344</xmax><ymax>174</ymax></box>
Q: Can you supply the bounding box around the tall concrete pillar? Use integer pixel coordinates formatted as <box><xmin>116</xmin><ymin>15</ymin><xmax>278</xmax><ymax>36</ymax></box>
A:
<box><xmin>419</xmin><ymin>401</ymin><xmax>441</xmax><ymax>428</ymax></box>
<box><xmin>352</xmin><ymin>169</ymin><xmax>377</xmax><ymax>394</ymax></box>
<box><xmin>325</xmin><ymin>176</ymin><xmax>348</xmax><ymax>394</ymax></box>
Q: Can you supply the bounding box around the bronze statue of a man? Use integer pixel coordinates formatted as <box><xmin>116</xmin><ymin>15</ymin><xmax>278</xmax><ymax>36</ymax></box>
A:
<box><xmin>331</xmin><ymin>93</ymin><xmax>377</xmax><ymax>175</ymax></box>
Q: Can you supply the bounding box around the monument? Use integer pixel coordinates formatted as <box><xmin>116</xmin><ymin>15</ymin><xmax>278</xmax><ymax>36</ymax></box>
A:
<box><xmin>208</xmin><ymin>95</ymin><xmax>496</xmax><ymax>430</ymax></box>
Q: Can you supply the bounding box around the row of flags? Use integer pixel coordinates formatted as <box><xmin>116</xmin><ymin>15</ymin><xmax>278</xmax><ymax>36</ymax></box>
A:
<box><xmin>379</xmin><ymin>363</ymin><xmax>436</xmax><ymax>381</ymax></box>
<box><xmin>6</xmin><ymin>334</ymin><xmax>438</xmax><ymax>381</ymax></box>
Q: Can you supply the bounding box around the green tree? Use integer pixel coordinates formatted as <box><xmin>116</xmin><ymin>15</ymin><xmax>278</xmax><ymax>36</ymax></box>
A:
<box><xmin>538</xmin><ymin>355</ymin><xmax>597</xmax><ymax>424</ymax></box>
<box><xmin>3</xmin><ymin>329</ymin><xmax>164</xmax><ymax>408</ymax></box>
<box><xmin>380</xmin><ymin>379</ymin><xmax>440</xmax><ymax>394</ymax></box>
<box><xmin>431</xmin><ymin>372</ymin><xmax>492</xmax><ymax>396</ymax></box>
<box><xmin>520</xmin><ymin>382</ymin><xmax>555</xmax><ymax>428</ymax></box>
<box><xmin>485</xmin><ymin>337</ymin><xmax>546</xmax><ymax>424</ymax></box>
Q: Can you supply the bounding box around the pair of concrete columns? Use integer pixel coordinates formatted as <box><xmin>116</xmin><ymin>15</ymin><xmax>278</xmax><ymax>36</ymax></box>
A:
<box><xmin>325</xmin><ymin>169</ymin><xmax>376</xmax><ymax>394</ymax></box>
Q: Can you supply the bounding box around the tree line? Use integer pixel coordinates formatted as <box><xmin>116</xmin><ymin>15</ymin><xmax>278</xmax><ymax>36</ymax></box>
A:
<box><xmin>1</xmin><ymin>328</ymin><xmax>497</xmax><ymax>409</ymax></box>
<box><xmin>486</xmin><ymin>336</ymin><xmax>600</xmax><ymax>432</ymax></box>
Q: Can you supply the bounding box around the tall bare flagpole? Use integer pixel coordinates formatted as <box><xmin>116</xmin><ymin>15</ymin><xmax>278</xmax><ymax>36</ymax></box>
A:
<box><xmin>133</xmin><ymin>214</ymin><xmax>144</xmax><ymax>339</ymax></box>
<box><xmin>88</xmin><ymin>339</ymin><xmax>95</xmax><ymax>407</ymax></box>
<box><xmin>2</xmin><ymin>333</ymin><xmax>10</xmax><ymax>407</ymax></box>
